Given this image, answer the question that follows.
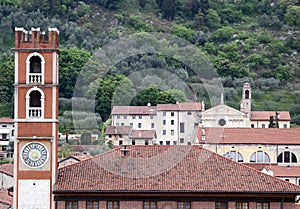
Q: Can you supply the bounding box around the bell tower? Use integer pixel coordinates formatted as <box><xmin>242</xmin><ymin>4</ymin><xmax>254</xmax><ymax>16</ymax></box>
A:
<box><xmin>13</xmin><ymin>27</ymin><xmax>59</xmax><ymax>209</ymax></box>
<box><xmin>240</xmin><ymin>82</ymin><xmax>251</xmax><ymax>114</ymax></box>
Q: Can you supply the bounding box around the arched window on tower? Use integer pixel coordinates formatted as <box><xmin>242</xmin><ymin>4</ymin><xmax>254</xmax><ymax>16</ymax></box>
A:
<box><xmin>245</xmin><ymin>90</ymin><xmax>250</xmax><ymax>99</ymax></box>
<box><xmin>26</xmin><ymin>53</ymin><xmax>45</xmax><ymax>84</ymax></box>
<box><xmin>277</xmin><ymin>151</ymin><xmax>297</xmax><ymax>163</ymax></box>
<box><xmin>26</xmin><ymin>88</ymin><xmax>44</xmax><ymax>119</ymax></box>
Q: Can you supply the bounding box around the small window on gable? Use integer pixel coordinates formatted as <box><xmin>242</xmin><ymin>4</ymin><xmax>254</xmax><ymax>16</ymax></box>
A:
<box><xmin>277</xmin><ymin>151</ymin><xmax>297</xmax><ymax>163</ymax></box>
<box><xmin>224</xmin><ymin>151</ymin><xmax>243</xmax><ymax>162</ymax></box>
<box><xmin>250</xmin><ymin>151</ymin><xmax>270</xmax><ymax>163</ymax></box>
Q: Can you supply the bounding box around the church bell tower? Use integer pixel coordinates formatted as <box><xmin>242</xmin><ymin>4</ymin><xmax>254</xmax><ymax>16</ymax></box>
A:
<box><xmin>13</xmin><ymin>27</ymin><xmax>59</xmax><ymax>209</ymax></box>
<box><xmin>240</xmin><ymin>82</ymin><xmax>251</xmax><ymax>114</ymax></box>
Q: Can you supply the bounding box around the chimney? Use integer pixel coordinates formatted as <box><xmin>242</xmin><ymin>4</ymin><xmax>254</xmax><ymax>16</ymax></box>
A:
<box><xmin>121</xmin><ymin>145</ymin><xmax>130</xmax><ymax>174</ymax></box>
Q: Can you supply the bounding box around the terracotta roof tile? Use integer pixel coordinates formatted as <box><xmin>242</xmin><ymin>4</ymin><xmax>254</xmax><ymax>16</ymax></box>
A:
<box><xmin>0</xmin><ymin>164</ymin><xmax>13</xmax><ymax>177</ymax></box>
<box><xmin>178</xmin><ymin>102</ymin><xmax>202</xmax><ymax>111</ymax></box>
<box><xmin>251</xmin><ymin>111</ymin><xmax>290</xmax><ymax>121</ymax></box>
<box><xmin>245</xmin><ymin>164</ymin><xmax>300</xmax><ymax>177</ymax></box>
<box><xmin>0</xmin><ymin>118</ymin><xmax>13</xmax><ymax>123</ymax></box>
<box><xmin>54</xmin><ymin>146</ymin><xmax>300</xmax><ymax>194</ymax></box>
<box><xmin>296</xmin><ymin>204</ymin><xmax>300</xmax><ymax>209</ymax></box>
<box><xmin>130</xmin><ymin>130</ymin><xmax>156</xmax><ymax>139</ymax></box>
<box><xmin>112</xmin><ymin>106</ymin><xmax>156</xmax><ymax>115</ymax></box>
<box><xmin>198</xmin><ymin>128</ymin><xmax>300</xmax><ymax>145</ymax></box>
<box><xmin>0</xmin><ymin>189</ymin><xmax>12</xmax><ymax>208</ymax></box>
<box><xmin>156</xmin><ymin>104</ymin><xmax>179</xmax><ymax>111</ymax></box>
<box><xmin>105</xmin><ymin>126</ymin><xmax>132</xmax><ymax>135</ymax></box>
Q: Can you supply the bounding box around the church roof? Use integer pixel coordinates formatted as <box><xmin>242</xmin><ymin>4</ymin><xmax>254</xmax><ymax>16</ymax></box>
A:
<box><xmin>198</xmin><ymin>128</ymin><xmax>300</xmax><ymax>145</ymax></box>
<box><xmin>251</xmin><ymin>111</ymin><xmax>290</xmax><ymax>121</ymax></box>
<box><xmin>54</xmin><ymin>145</ymin><xmax>300</xmax><ymax>194</ymax></box>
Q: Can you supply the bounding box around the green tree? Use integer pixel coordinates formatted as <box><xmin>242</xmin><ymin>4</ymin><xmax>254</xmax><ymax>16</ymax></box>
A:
<box><xmin>211</xmin><ymin>26</ymin><xmax>234</xmax><ymax>42</ymax></box>
<box><xmin>59</xmin><ymin>47</ymin><xmax>91</xmax><ymax>98</ymax></box>
<box><xmin>170</xmin><ymin>24</ymin><xmax>197</xmax><ymax>42</ymax></box>
<box><xmin>205</xmin><ymin>9</ymin><xmax>221</xmax><ymax>29</ymax></box>
<box><xmin>81</xmin><ymin>133</ymin><xmax>92</xmax><ymax>145</ymax></box>
<box><xmin>285</xmin><ymin>6</ymin><xmax>300</xmax><ymax>27</ymax></box>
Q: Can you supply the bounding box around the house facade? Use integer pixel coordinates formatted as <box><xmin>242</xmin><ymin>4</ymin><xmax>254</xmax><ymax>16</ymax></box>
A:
<box><xmin>111</xmin><ymin>102</ymin><xmax>202</xmax><ymax>145</ymax></box>
<box><xmin>54</xmin><ymin>145</ymin><xmax>300</xmax><ymax>209</ymax></box>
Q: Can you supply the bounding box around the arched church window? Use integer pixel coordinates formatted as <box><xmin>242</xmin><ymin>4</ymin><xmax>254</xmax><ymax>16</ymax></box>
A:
<box><xmin>29</xmin><ymin>91</ymin><xmax>41</xmax><ymax>107</ymax></box>
<box><xmin>26</xmin><ymin>88</ymin><xmax>44</xmax><ymax>119</ymax></box>
<box><xmin>29</xmin><ymin>56</ymin><xmax>41</xmax><ymax>73</ymax></box>
<box><xmin>245</xmin><ymin>90</ymin><xmax>250</xmax><ymax>99</ymax></box>
<box><xmin>277</xmin><ymin>151</ymin><xmax>297</xmax><ymax>163</ymax></box>
<box><xmin>250</xmin><ymin>151</ymin><xmax>270</xmax><ymax>163</ymax></box>
<box><xmin>224</xmin><ymin>151</ymin><xmax>243</xmax><ymax>162</ymax></box>
<box><xmin>26</xmin><ymin>52</ymin><xmax>45</xmax><ymax>84</ymax></box>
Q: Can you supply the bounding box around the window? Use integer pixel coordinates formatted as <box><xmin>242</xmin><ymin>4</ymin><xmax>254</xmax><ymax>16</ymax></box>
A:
<box><xmin>132</xmin><ymin>140</ymin><xmax>135</xmax><ymax>145</ymax></box>
<box><xmin>121</xmin><ymin>123</ymin><xmax>124</xmax><ymax>126</ymax></box>
<box><xmin>224</xmin><ymin>151</ymin><xmax>244</xmax><ymax>162</ymax></box>
<box><xmin>11</xmin><ymin>130</ymin><xmax>14</xmax><ymax>136</ymax></box>
<box><xmin>145</xmin><ymin>140</ymin><xmax>149</xmax><ymax>145</ymax></box>
<box><xmin>180</xmin><ymin>123</ymin><xmax>184</xmax><ymax>133</ymax></box>
<box><xmin>163</xmin><ymin>120</ymin><xmax>166</xmax><ymax>125</ymax></box>
<box><xmin>116</xmin><ymin>123</ymin><xmax>119</xmax><ymax>126</ymax></box>
<box><xmin>163</xmin><ymin>130</ymin><xmax>166</xmax><ymax>135</ymax></box>
<box><xmin>236</xmin><ymin>202</ymin><xmax>248</xmax><ymax>209</ymax></box>
<box><xmin>150</xmin><ymin>115</ymin><xmax>154</xmax><ymax>119</ymax></box>
<box><xmin>178</xmin><ymin>201</ymin><xmax>190</xmax><ymax>209</ymax></box>
<box><xmin>166</xmin><ymin>141</ymin><xmax>170</xmax><ymax>145</ymax></box>
<box><xmin>285</xmin><ymin>178</ymin><xmax>290</xmax><ymax>182</ymax></box>
<box><xmin>138</xmin><ymin>123</ymin><xmax>142</xmax><ymax>128</ymax></box>
<box><xmin>171</xmin><ymin>112</ymin><xmax>174</xmax><ymax>116</ymax></box>
<box><xmin>2</xmin><ymin>125</ymin><xmax>6</xmax><ymax>127</ymax></box>
<box><xmin>284</xmin><ymin>124</ymin><xmax>287</xmax><ymax>128</ymax></box>
<box><xmin>171</xmin><ymin>120</ymin><xmax>174</xmax><ymax>125</ymax></box>
<box><xmin>250</xmin><ymin>151</ymin><xmax>270</xmax><ymax>163</ymax></box>
<box><xmin>159</xmin><ymin>141</ymin><xmax>163</xmax><ymax>145</ymax></box>
<box><xmin>124</xmin><ymin>115</ymin><xmax>127</xmax><ymax>119</ymax></box>
<box><xmin>180</xmin><ymin>138</ymin><xmax>184</xmax><ymax>143</ymax></box>
<box><xmin>119</xmin><ymin>140</ymin><xmax>123</xmax><ymax>145</ymax></box>
<box><xmin>277</xmin><ymin>151</ymin><xmax>297</xmax><ymax>163</ymax></box>
<box><xmin>251</xmin><ymin>124</ymin><xmax>255</xmax><ymax>128</ymax></box>
<box><xmin>26</xmin><ymin>88</ymin><xmax>44</xmax><ymax>118</ymax></box>
<box><xmin>173</xmin><ymin>141</ymin><xmax>177</xmax><ymax>145</ymax></box>
<box><xmin>109</xmin><ymin>134</ymin><xmax>112</xmax><ymax>138</ymax></box>
<box><xmin>187</xmin><ymin>111</ymin><xmax>192</xmax><ymax>115</ymax></box>
<box><xmin>66</xmin><ymin>201</ymin><xmax>78</xmax><ymax>209</ymax></box>
<box><xmin>216</xmin><ymin>202</ymin><xmax>228</xmax><ymax>209</ymax></box>
<box><xmin>107</xmin><ymin>201</ymin><xmax>119</xmax><ymax>209</ymax></box>
<box><xmin>144</xmin><ymin>201</ymin><xmax>157</xmax><ymax>209</ymax></box>
<box><xmin>262</xmin><ymin>124</ymin><xmax>265</xmax><ymax>128</ymax></box>
<box><xmin>132</xmin><ymin>115</ymin><xmax>136</xmax><ymax>119</ymax></box>
<box><xmin>27</xmin><ymin>53</ymin><xmax>44</xmax><ymax>84</ymax></box>
<box><xmin>130</xmin><ymin>123</ymin><xmax>133</xmax><ymax>127</ymax></box>
<box><xmin>117</xmin><ymin>115</ymin><xmax>120</xmax><ymax>119</ymax></box>
<box><xmin>2</xmin><ymin>134</ymin><xmax>7</xmax><ymax>140</ymax></box>
<box><xmin>87</xmin><ymin>201</ymin><xmax>99</xmax><ymax>209</ymax></box>
<box><xmin>139</xmin><ymin>115</ymin><xmax>143</xmax><ymax>119</ymax></box>
<box><xmin>163</xmin><ymin>112</ymin><xmax>166</xmax><ymax>116</ymax></box>
<box><xmin>256</xmin><ymin>203</ymin><xmax>269</xmax><ymax>209</ymax></box>
<box><xmin>171</xmin><ymin>130</ymin><xmax>174</xmax><ymax>136</ymax></box>
<box><xmin>245</xmin><ymin>90</ymin><xmax>250</xmax><ymax>99</ymax></box>
<box><xmin>194</xmin><ymin>123</ymin><xmax>199</xmax><ymax>126</ymax></box>
<box><xmin>151</xmin><ymin>123</ymin><xmax>155</xmax><ymax>128</ymax></box>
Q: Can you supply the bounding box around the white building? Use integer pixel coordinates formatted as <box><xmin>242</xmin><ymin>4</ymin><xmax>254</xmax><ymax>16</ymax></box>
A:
<box><xmin>0</xmin><ymin>118</ymin><xmax>15</xmax><ymax>159</ymax></box>
<box><xmin>111</xmin><ymin>102</ymin><xmax>202</xmax><ymax>145</ymax></box>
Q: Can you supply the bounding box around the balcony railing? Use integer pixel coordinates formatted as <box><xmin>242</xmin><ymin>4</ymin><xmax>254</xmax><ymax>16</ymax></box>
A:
<box><xmin>28</xmin><ymin>73</ymin><xmax>42</xmax><ymax>83</ymax></box>
<box><xmin>28</xmin><ymin>107</ymin><xmax>42</xmax><ymax>118</ymax></box>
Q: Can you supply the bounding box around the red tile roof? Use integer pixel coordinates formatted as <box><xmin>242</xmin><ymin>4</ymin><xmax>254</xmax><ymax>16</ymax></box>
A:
<box><xmin>0</xmin><ymin>189</ymin><xmax>12</xmax><ymax>208</ymax></box>
<box><xmin>296</xmin><ymin>204</ymin><xmax>300</xmax><ymax>209</ymax></box>
<box><xmin>105</xmin><ymin>126</ymin><xmax>132</xmax><ymax>135</ymax></box>
<box><xmin>178</xmin><ymin>102</ymin><xmax>202</xmax><ymax>111</ymax></box>
<box><xmin>112</xmin><ymin>106</ymin><xmax>156</xmax><ymax>115</ymax></box>
<box><xmin>0</xmin><ymin>164</ymin><xmax>13</xmax><ymax>177</ymax></box>
<box><xmin>156</xmin><ymin>104</ymin><xmax>179</xmax><ymax>111</ymax></box>
<box><xmin>245</xmin><ymin>164</ymin><xmax>300</xmax><ymax>177</ymax></box>
<box><xmin>251</xmin><ymin>111</ymin><xmax>290</xmax><ymax>121</ymax></box>
<box><xmin>130</xmin><ymin>130</ymin><xmax>156</xmax><ymax>139</ymax></box>
<box><xmin>0</xmin><ymin>118</ymin><xmax>13</xmax><ymax>123</ymax></box>
<box><xmin>198</xmin><ymin>128</ymin><xmax>300</xmax><ymax>145</ymax></box>
<box><xmin>54</xmin><ymin>146</ymin><xmax>300</xmax><ymax>194</ymax></box>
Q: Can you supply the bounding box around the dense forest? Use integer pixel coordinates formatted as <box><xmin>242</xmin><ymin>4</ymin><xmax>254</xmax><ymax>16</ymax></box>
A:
<box><xmin>0</xmin><ymin>0</ymin><xmax>299</xmax><ymax>133</ymax></box>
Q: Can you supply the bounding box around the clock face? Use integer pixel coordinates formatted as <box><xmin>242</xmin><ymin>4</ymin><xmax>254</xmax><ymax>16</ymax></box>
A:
<box><xmin>21</xmin><ymin>142</ymin><xmax>48</xmax><ymax>168</ymax></box>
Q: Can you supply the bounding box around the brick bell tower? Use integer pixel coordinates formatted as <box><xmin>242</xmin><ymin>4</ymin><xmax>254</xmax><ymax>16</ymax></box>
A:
<box><xmin>13</xmin><ymin>27</ymin><xmax>59</xmax><ymax>209</ymax></box>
